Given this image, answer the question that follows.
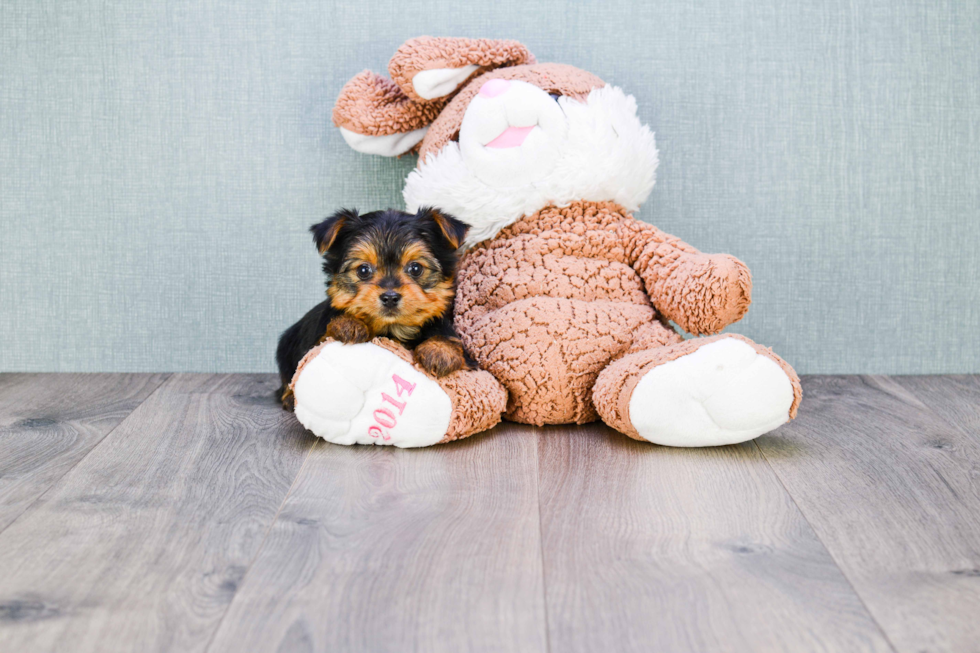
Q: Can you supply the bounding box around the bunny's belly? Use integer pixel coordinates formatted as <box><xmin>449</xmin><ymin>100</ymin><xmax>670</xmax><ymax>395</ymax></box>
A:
<box><xmin>456</xmin><ymin>295</ymin><xmax>657</xmax><ymax>425</ymax></box>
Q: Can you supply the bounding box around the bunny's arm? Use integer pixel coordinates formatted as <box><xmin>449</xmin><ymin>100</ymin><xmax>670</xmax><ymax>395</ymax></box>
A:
<box><xmin>623</xmin><ymin>220</ymin><xmax>752</xmax><ymax>336</ymax></box>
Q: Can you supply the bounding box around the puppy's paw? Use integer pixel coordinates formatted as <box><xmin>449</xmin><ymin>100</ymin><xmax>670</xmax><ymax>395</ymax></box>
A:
<box><xmin>279</xmin><ymin>384</ymin><xmax>295</xmax><ymax>411</ymax></box>
<box><xmin>414</xmin><ymin>337</ymin><xmax>468</xmax><ymax>378</ymax></box>
<box><xmin>326</xmin><ymin>315</ymin><xmax>372</xmax><ymax>344</ymax></box>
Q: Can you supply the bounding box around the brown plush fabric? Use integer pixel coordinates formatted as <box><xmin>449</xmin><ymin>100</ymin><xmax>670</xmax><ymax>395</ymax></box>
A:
<box><xmin>434</xmin><ymin>365</ymin><xmax>509</xmax><ymax>442</ymax></box>
<box><xmin>454</xmin><ymin>200</ymin><xmax>757</xmax><ymax>426</ymax></box>
<box><xmin>592</xmin><ymin>334</ymin><xmax>803</xmax><ymax>440</ymax></box>
<box><xmin>388</xmin><ymin>36</ymin><xmax>536</xmax><ymax>103</ymax></box>
<box><xmin>418</xmin><ymin>63</ymin><xmax>605</xmax><ymax>162</ymax></box>
<box><xmin>333</xmin><ymin>37</ymin><xmax>538</xmax><ymax>139</ymax></box>
<box><xmin>631</xmin><ymin>229</ymin><xmax>752</xmax><ymax>335</ymax></box>
<box><xmin>332</xmin><ymin>70</ymin><xmax>442</xmax><ymax>137</ymax></box>
<box><xmin>290</xmin><ymin>337</ymin><xmax>506</xmax><ymax>443</ymax></box>
<box><xmin>332</xmin><ymin>37</ymin><xmax>603</xmax><ymax>161</ymax></box>
<box><xmin>330</xmin><ymin>37</ymin><xmax>801</xmax><ymax>443</ymax></box>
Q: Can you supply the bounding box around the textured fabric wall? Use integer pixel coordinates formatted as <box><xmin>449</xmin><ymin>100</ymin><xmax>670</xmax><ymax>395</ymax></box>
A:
<box><xmin>1</xmin><ymin>0</ymin><xmax>978</xmax><ymax>373</ymax></box>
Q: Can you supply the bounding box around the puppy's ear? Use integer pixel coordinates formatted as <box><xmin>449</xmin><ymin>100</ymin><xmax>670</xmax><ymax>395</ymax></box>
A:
<box><xmin>420</xmin><ymin>207</ymin><xmax>469</xmax><ymax>250</ymax></box>
<box><xmin>311</xmin><ymin>209</ymin><xmax>358</xmax><ymax>255</ymax></box>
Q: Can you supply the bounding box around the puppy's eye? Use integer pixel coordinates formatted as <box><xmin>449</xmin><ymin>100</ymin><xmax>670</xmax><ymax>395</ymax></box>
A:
<box><xmin>405</xmin><ymin>262</ymin><xmax>424</xmax><ymax>278</ymax></box>
<box><xmin>356</xmin><ymin>263</ymin><xmax>374</xmax><ymax>280</ymax></box>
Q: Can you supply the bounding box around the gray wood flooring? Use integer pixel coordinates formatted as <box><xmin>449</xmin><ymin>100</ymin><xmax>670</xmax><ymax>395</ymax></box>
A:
<box><xmin>0</xmin><ymin>374</ymin><xmax>978</xmax><ymax>653</ymax></box>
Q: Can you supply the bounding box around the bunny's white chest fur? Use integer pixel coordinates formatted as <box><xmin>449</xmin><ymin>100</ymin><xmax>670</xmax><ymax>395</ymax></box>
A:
<box><xmin>404</xmin><ymin>85</ymin><xmax>660</xmax><ymax>248</ymax></box>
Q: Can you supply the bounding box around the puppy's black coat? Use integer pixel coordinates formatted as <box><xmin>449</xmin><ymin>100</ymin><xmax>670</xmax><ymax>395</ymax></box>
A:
<box><xmin>276</xmin><ymin>207</ymin><xmax>470</xmax><ymax>409</ymax></box>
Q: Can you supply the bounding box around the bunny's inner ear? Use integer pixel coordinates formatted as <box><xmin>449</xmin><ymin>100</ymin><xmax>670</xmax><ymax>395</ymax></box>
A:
<box><xmin>339</xmin><ymin>126</ymin><xmax>429</xmax><ymax>157</ymax></box>
<box><xmin>388</xmin><ymin>37</ymin><xmax>535</xmax><ymax>103</ymax></box>
<box><xmin>332</xmin><ymin>70</ymin><xmax>444</xmax><ymax>157</ymax></box>
<box><xmin>412</xmin><ymin>64</ymin><xmax>480</xmax><ymax>100</ymax></box>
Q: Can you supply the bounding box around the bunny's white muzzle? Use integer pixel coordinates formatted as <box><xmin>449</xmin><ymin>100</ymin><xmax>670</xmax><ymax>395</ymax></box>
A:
<box><xmin>459</xmin><ymin>80</ymin><xmax>567</xmax><ymax>188</ymax></box>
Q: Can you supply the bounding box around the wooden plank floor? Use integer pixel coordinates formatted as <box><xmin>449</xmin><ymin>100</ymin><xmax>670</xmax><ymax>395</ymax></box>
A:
<box><xmin>0</xmin><ymin>374</ymin><xmax>977</xmax><ymax>653</ymax></box>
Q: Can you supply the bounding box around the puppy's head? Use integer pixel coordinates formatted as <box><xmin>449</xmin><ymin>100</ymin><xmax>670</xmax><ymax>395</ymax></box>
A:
<box><xmin>311</xmin><ymin>207</ymin><xmax>468</xmax><ymax>335</ymax></box>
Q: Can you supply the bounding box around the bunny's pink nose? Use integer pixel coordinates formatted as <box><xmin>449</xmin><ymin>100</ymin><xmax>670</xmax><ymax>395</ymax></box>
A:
<box><xmin>479</xmin><ymin>79</ymin><xmax>511</xmax><ymax>98</ymax></box>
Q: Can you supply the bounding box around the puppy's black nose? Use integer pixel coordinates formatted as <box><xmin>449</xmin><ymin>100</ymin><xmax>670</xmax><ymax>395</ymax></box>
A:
<box><xmin>379</xmin><ymin>291</ymin><xmax>401</xmax><ymax>307</ymax></box>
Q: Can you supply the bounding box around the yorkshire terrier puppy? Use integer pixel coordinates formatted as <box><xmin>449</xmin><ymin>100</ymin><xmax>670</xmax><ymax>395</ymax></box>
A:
<box><xmin>276</xmin><ymin>207</ymin><xmax>471</xmax><ymax>410</ymax></box>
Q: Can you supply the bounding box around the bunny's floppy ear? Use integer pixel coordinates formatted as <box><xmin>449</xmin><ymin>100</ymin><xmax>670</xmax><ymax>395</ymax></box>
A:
<box><xmin>388</xmin><ymin>37</ymin><xmax>535</xmax><ymax>102</ymax></box>
<box><xmin>332</xmin><ymin>37</ymin><xmax>534</xmax><ymax>157</ymax></box>
<box><xmin>332</xmin><ymin>72</ymin><xmax>442</xmax><ymax>157</ymax></box>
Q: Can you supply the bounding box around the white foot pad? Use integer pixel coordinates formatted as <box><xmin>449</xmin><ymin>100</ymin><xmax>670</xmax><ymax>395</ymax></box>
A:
<box><xmin>629</xmin><ymin>338</ymin><xmax>794</xmax><ymax>447</ymax></box>
<box><xmin>292</xmin><ymin>342</ymin><xmax>452</xmax><ymax>448</ymax></box>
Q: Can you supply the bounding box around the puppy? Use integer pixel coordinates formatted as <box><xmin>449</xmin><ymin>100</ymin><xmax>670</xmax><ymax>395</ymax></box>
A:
<box><xmin>276</xmin><ymin>207</ymin><xmax>471</xmax><ymax>409</ymax></box>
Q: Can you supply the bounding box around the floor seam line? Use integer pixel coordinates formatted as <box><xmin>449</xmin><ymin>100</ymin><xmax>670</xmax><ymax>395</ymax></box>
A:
<box><xmin>753</xmin><ymin>438</ymin><xmax>901</xmax><ymax>653</ymax></box>
<box><xmin>202</xmin><ymin>436</ymin><xmax>319</xmax><ymax>653</ymax></box>
<box><xmin>535</xmin><ymin>428</ymin><xmax>553</xmax><ymax>653</ymax></box>
<box><xmin>0</xmin><ymin>372</ymin><xmax>173</xmax><ymax>538</ymax></box>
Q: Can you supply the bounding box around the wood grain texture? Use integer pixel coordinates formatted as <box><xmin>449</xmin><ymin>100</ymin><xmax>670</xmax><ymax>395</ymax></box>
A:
<box><xmin>893</xmin><ymin>375</ymin><xmax>980</xmax><ymax>440</ymax></box>
<box><xmin>0</xmin><ymin>373</ymin><xmax>169</xmax><ymax>532</ymax></box>
<box><xmin>536</xmin><ymin>424</ymin><xmax>893</xmax><ymax>653</ymax></box>
<box><xmin>207</xmin><ymin>423</ymin><xmax>547</xmax><ymax>653</ymax></box>
<box><xmin>3</xmin><ymin>373</ymin><xmax>980</xmax><ymax>652</ymax></box>
<box><xmin>0</xmin><ymin>374</ymin><xmax>315</xmax><ymax>653</ymax></box>
<box><xmin>757</xmin><ymin>376</ymin><xmax>980</xmax><ymax>653</ymax></box>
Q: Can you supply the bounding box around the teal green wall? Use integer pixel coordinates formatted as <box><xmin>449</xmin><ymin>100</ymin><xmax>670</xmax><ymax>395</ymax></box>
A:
<box><xmin>1</xmin><ymin>0</ymin><xmax>978</xmax><ymax>373</ymax></box>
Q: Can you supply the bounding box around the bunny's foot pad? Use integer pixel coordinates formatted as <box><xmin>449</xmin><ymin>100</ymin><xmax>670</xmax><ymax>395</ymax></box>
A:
<box><xmin>292</xmin><ymin>341</ymin><xmax>452</xmax><ymax>448</ymax></box>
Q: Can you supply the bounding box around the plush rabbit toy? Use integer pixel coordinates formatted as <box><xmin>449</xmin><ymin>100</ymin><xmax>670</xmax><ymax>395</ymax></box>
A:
<box><xmin>289</xmin><ymin>36</ymin><xmax>801</xmax><ymax>447</ymax></box>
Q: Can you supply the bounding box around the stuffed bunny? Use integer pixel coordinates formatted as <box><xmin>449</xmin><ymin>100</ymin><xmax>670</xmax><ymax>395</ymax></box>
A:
<box><xmin>290</xmin><ymin>36</ymin><xmax>801</xmax><ymax>447</ymax></box>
